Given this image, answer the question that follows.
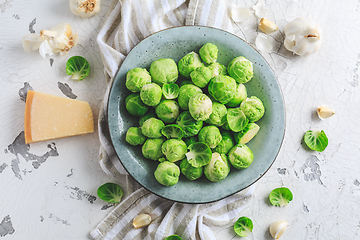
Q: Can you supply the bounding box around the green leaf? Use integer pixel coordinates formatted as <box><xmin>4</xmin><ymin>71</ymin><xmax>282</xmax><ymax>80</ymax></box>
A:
<box><xmin>164</xmin><ymin>235</ymin><xmax>182</xmax><ymax>240</ymax></box>
<box><xmin>234</xmin><ymin>216</ymin><xmax>253</xmax><ymax>237</ymax></box>
<box><xmin>269</xmin><ymin>187</ymin><xmax>293</xmax><ymax>207</ymax></box>
<box><xmin>162</xmin><ymin>83</ymin><xmax>180</xmax><ymax>99</ymax></box>
<box><xmin>97</xmin><ymin>183</ymin><xmax>124</xmax><ymax>203</ymax></box>
<box><xmin>227</xmin><ymin>108</ymin><xmax>249</xmax><ymax>132</ymax></box>
<box><xmin>161</xmin><ymin>124</ymin><xmax>184</xmax><ymax>139</ymax></box>
<box><xmin>66</xmin><ymin>56</ymin><xmax>90</xmax><ymax>81</ymax></box>
<box><xmin>186</xmin><ymin>142</ymin><xmax>212</xmax><ymax>168</ymax></box>
<box><xmin>303</xmin><ymin>130</ymin><xmax>328</xmax><ymax>152</ymax></box>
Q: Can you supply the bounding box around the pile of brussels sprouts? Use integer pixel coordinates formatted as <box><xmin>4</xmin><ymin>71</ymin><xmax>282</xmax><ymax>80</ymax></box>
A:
<box><xmin>124</xmin><ymin>43</ymin><xmax>265</xmax><ymax>187</ymax></box>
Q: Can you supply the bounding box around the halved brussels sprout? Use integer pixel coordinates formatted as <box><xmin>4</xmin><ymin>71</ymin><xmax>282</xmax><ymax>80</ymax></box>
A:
<box><xmin>227</xmin><ymin>56</ymin><xmax>253</xmax><ymax>83</ymax></box>
<box><xmin>190</xmin><ymin>66</ymin><xmax>212</xmax><ymax>88</ymax></box>
<box><xmin>227</xmin><ymin>108</ymin><xmax>249</xmax><ymax>132</ymax></box>
<box><xmin>199</xmin><ymin>43</ymin><xmax>218</xmax><ymax>64</ymax></box>
<box><xmin>178</xmin><ymin>52</ymin><xmax>204</xmax><ymax>78</ymax></box>
<box><xmin>226</xmin><ymin>83</ymin><xmax>247</xmax><ymax>108</ymax></box>
<box><xmin>140</xmin><ymin>83</ymin><xmax>162</xmax><ymax>106</ymax></box>
<box><xmin>185</xmin><ymin>142</ymin><xmax>212</xmax><ymax>168</ymax></box>
<box><xmin>228</xmin><ymin>144</ymin><xmax>254</xmax><ymax>169</ymax></box>
<box><xmin>161</xmin><ymin>124</ymin><xmax>184</xmax><ymax>139</ymax></box>
<box><xmin>142</xmin><ymin>138</ymin><xmax>165</xmax><ymax>160</ymax></box>
<box><xmin>189</xmin><ymin>93</ymin><xmax>213</xmax><ymax>121</ymax></box>
<box><xmin>162</xmin><ymin>83</ymin><xmax>180</xmax><ymax>99</ymax></box>
<box><xmin>154</xmin><ymin>161</ymin><xmax>180</xmax><ymax>186</ymax></box>
<box><xmin>155</xmin><ymin>99</ymin><xmax>180</xmax><ymax>123</ymax></box>
<box><xmin>234</xmin><ymin>216</ymin><xmax>253</xmax><ymax>237</ymax></box>
<box><xmin>204</xmin><ymin>152</ymin><xmax>230</xmax><ymax>182</ymax></box>
<box><xmin>206</xmin><ymin>102</ymin><xmax>227</xmax><ymax>126</ymax></box>
<box><xmin>149</xmin><ymin>58</ymin><xmax>178</xmax><ymax>86</ymax></box>
<box><xmin>125</xmin><ymin>127</ymin><xmax>146</xmax><ymax>146</ymax></box>
<box><xmin>240</xmin><ymin>96</ymin><xmax>265</xmax><ymax>122</ymax></box>
<box><xmin>180</xmin><ymin>159</ymin><xmax>203</xmax><ymax>181</ymax></box>
<box><xmin>178</xmin><ymin>84</ymin><xmax>202</xmax><ymax>110</ymax></box>
<box><xmin>208</xmin><ymin>75</ymin><xmax>237</xmax><ymax>104</ymax></box>
<box><xmin>234</xmin><ymin>123</ymin><xmax>260</xmax><ymax>144</ymax></box>
<box><xmin>176</xmin><ymin>111</ymin><xmax>203</xmax><ymax>138</ymax></box>
<box><xmin>125</xmin><ymin>93</ymin><xmax>149</xmax><ymax>116</ymax></box>
<box><xmin>141</xmin><ymin>118</ymin><xmax>165</xmax><ymax>138</ymax></box>
<box><xmin>198</xmin><ymin>125</ymin><xmax>222</xmax><ymax>148</ymax></box>
<box><xmin>213</xmin><ymin>131</ymin><xmax>235</xmax><ymax>154</ymax></box>
<box><xmin>303</xmin><ymin>130</ymin><xmax>328</xmax><ymax>152</ymax></box>
<box><xmin>162</xmin><ymin>139</ymin><xmax>187</xmax><ymax>162</ymax></box>
<box><xmin>207</xmin><ymin>62</ymin><xmax>227</xmax><ymax>78</ymax></box>
<box><xmin>125</xmin><ymin>68</ymin><xmax>151</xmax><ymax>92</ymax></box>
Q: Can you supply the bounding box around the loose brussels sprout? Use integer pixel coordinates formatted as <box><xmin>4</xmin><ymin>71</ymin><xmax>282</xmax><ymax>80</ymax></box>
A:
<box><xmin>162</xmin><ymin>83</ymin><xmax>180</xmax><ymax>99</ymax></box>
<box><xmin>199</xmin><ymin>43</ymin><xmax>218</xmax><ymax>64</ymax></box>
<box><xmin>126</xmin><ymin>127</ymin><xmax>146</xmax><ymax>146</ymax></box>
<box><xmin>176</xmin><ymin>111</ymin><xmax>203</xmax><ymax>138</ymax></box>
<box><xmin>190</xmin><ymin>66</ymin><xmax>212</xmax><ymax>88</ymax></box>
<box><xmin>162</xmin><ymin>139</ymin><xmax>187</xmax><ymax>162</ymax></box>
<box><xmin>208</xmin><ymin>75</ymin><xmax>237</xmax><ymax>104</ymax></box>
<box><xmin>180</xmin><ymin>159</ymin><xmax>203</xmax><ymax>181</ymax></box>
<box><xmin>141</xmin><ymin>118</ymin><xmax>165</xmax><ymax>138</ymax></box>
<box><xmin>149</xmin><ymin>58</ymin><xmax>178</xmax><ymax>86</ymax></box>
<box><xmin>161</xmin><ymin>124</ymin><xmax>184</xmax><ymax>139</ymax></box>
<box><xmin>207</xmin><ymin>62</ymin><xmax>227</xmax><ymax>78</ymax></box>
<box><xmin>303</xmin><ymin>130</ymin><xmax>328</xmax><ymax>152</ymax></box>
<box><xmin>234</xmin><ymin>123</ymin><xmax>260</xmax><ymax>144</ymax></box>
<box><xmin>226</xmin><ymin>83</ymin><xmax>247</xmax><ymax>108</ymax></box>
<box><xmin>234</xmin><ymin>216</ymin><xmax>253</xmax><ymax>237</ymax></box>
<box><xmin>139</xmin><ymin>109</ymin><xmax>157</xmax><ymax>126</ymax></box>
<box><xmin>213</xmin><ymin>131</ymin><xmax>235</xmax><ymax>154</ymax></box>
<box><xmin>178</xmin><ymin>52</ymin><xmax>204</xmax><ymax>78</ymax></box>
<box><xmin>206</xmin><ymin>102</ymin><xmax>227</xmax><ymax>126</ymax></box>
<box><xmin>204</xmin><ymin>152</ymin><xmax>230</xmax><ymax>182</ymax></box>
<box><xmin>227</xmin><ymin>56</ymin><xmax>254</xmax><ymax>83</ymax></box>
<box><xmin>66</xmin><ymin>56</ymin><xmax>90</xmax><ymax>81</ymax></box>
<box><xmin>155</xmin><ymin>99</ymin><xmax>180</xmax><ymax>123</ymax></box>
<box><xmin>183</xmin><ymin>136</ymin><xmax>198</xmax><ymax>146</ymax></box>
<box><xmin>186</xmin><ymin>142</ymin><xmax>212</xmax><ymax>168</ymax></box>
<box><xmin>228</xmin><ymin>144</ymin><xmax>254</xmax><ymax>169</ymax></box>
<box><xmin>269</xmin><ymin>187</ymin><xmax>293</xmax><ymax>207</ymax></box>
<box><xmin>154</xmin><ymin>161</ymin><xmax>180</xmax><ymax>186</ymax></box>
<box><xmin>240</xmin><ymin>96</ymin><xmax>265</xmax><ymax>122</ymax></box>
<box><xmin>125</xmin><ymin>93</ymin><xmax>149</xmax><ymax>116</ymax></box>
<box><xmin>178</xmin><ymin>84</ymin><xmax>202</xmax><ymax>110</ymax></box>
<box><xmin>164</xmin><ymin>235</ymin><xmax>182</xmax><ymax>240</ymax></box>
<box><xmin>198</xmin><ymin>125</ymin><xmax>222</xmax><ymax>148</ymax></box>
<box><xmin>226</xmin><ymin>108</ymin><xmax>249</xmax><ymax>132</ymax></box>
<box><xmin>97</xmin><ymin>183</ymin><xmax>124</xmax><ymax>203</ymax></box>
<box><xmin>125</xmin><ymin>68</ymin><xmax>152</xmax><ymax>92</ymax></box>
<box><xmin>140</xmin><ymin>83</ymin><xmax>162</xmax><ymax>106</ymax></box>
<box><xmin>189</xmin><ymin>93</ymin><xmax>213</xmax><ymax>121</ymax></box>
<box><xmin>142</xmin><ymin>138</ymin><xmax>165</xmax><ymax>160</ymax></box>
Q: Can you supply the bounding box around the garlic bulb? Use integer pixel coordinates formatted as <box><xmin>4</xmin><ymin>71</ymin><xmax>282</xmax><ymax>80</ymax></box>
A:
<box><xmin>269</xmin><ymin>221</ymin><xmax>288</xmax><ymax>239</ymax></box>
<box><xmin>259</xmin><ymin>18</ymin><xmax>279</xmax><ymax>33</ymax></box>
<box><xmin>284</xmin><ymin>18</ymin><xmax>322</xmax><ymax>57</ymax></box>
<box><xmin>69</xmin><ymin>0</ymin><xmax>101</xmax><ymax>18</ymax></box>
<box><xmin>317</xmin><ymin>106</ymin><xmax>335</xmax><ymax>119</ymax></box>
<box><xmin>133</xmin><ymin>214</ymin><xmax>152</xmax><ymax>229</ymax></box>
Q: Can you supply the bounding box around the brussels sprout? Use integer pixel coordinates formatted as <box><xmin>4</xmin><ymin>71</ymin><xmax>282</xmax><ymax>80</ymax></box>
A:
<box><xmin>269</xmin><ymin>187</ymin><xmax>293</xmax><ymax>207</ymax></box>
<box><xmin>198</xmin><ymin>126</ymin><xmax>222</xmax><ymax>148</ymax></box>
<box><xmin>125</xmin><ymin>93</ymin><xmax>149</xmax><ymax>116</ymax></box>
<box><xmin>162</xmin><ymin>83</ymin><xmax>180</xmax><ymax>99</ymax></box>
<box><xmin>97</xmin><ymin>183</ymin><xmax>124</xmax><ymax>203</ymax></box>
<box><xmin>205</xmin><ymin>102</ymin><xmax>227</xmax><ymax>126</ymax></box>
<box><xmin>228</xmin><ymin>144</ymin><xmax>254</xmax><ymax>169</ymax></box>
<box><xmin>226</xmin><ymin>108</ymin><xmax>249</xmax><ymax>132</ymax></box>
<box><xmin>189</xmin><ymin>93</ymin><xmax>213</xmax><ymax>121</ymax></box>
<box><xmin>154</xmin><ymin>161</ymin><xmax>180</xmax><ymax>186</ymax></box>
<box><xmin>240</xmin><ymin>96</ymin><xmax>265</xmax><ymax>122</ymax></box>
<box><xmin>183</xmin><ymin>136</ymin><xmax>198</xmax><ymax>146</ymax></box>
<box><xmin>155</xmin><ymin>99</ymin><xmax>180</xmax><ymax>123</ymax></box>
<box><xmin>199</xmin><ymin>43</ymin><xmax>218</xmax><ymax>64</ymax></box>
<box><xmin>186</xmin><ymin>142</ymin><xmax>212</xmax><ymax>168</ymax></box>
<box><xmin>125</xmin><ymin>68</ymin><xmax>152</xmax><ymax>92</ymax></box>
<box><xmin>139</xmin><ymin>109</ymin><xmax>157</xmax><ymax>126</ymax></box>
<box><xmin>208</xmin><ymin>75</ymin><xmax>237</xmax><ymax>104</ymax></box>
<box><xmin>213</xmin><ymin>131</ymin><xmax>235</xmax><ymax>154</ymax></box>
<box><xmin>176</xmin><ymin>111</ymin><xmax>203</xmax><ymax>138</ymax></box>
<box><xmin>204</xmin><ymin>152</ymin><xmax>230</xmax><ymax>182</ymax></box>
<box><xmin>126</xmin><ymin>127</ymin><xmax>146</xmax><ymax>146</ymax></box>
<box><xmin>234</xmin><ymin>216</ymin><xmax>253</xmax><ymax>237</ymax></box>
<box><xmin>178</xmin><ymin>84</ymin><xmax>202</xmax><ymax>110</ymax></box>
<box><xmin>303</xmin><ymin>130</ymin><xmax>328</xmax><ymax>152</ymax></box>
<box><xmin>140</xmin><ymin>83</ymin><xmax>162</xmax><ymax>106</ymax></box>
<box><xmin>227</xmin><ymin>56</ymin><xmax>254</xmax><ymax>83</ymax></box>
<box><xmin>180</xmin><ymin>159</ymin><xmax>203</xmax><ymax>181</ymax></box>
<box><xmin>190</xmin><ymin>66</ymin><xmax>212</xmax><ymax>88</ymax></box>
<box><xmin>142</xmin><ymin>138</ymin><xmax>165</xmax><ymax>160</ymax></box>
<box><xmin>207</xmin><ymin>62</ymin><xmax>227</xmax><ymax>78</ymax></box>
<box><xmin>178</xmin><ymin>52</ymin><xmax>204</xmax><ymax>78</ymax></box>
<box><xmin>141</xmin><ymin>118</ymin><xmax>165</xmax><ymax>138</ymax></box>
<box><xmin>162</xmin><ymin>139</ymin><xmax>187</xmax><ymax>162</ymax></box>
<box><xmin>164</xmin><ymin>235</ymin><xmax>182</xmax><ymax>240</ymax></box>
<box><xmin>66</xmin><ymin>56</ymin><xmax>90</xmax><ymax>81</ymax></box>
<box><xmin>226</xmin><ymin>83</ymin><xmax>247</xmax><ymax>108</ymax></box>
<box><xmin>149</xmin><ymin>58</ymin><xmax>178</xmax><ymax>86</ymax></box>
<box><xmin>161</xmin><ymin>124</ymin><xmax>184</xmax><ymax>139</ymax></box>
<box><xmin>234</xmin><ymin>122</ymin><xmax>260</xmax><ymax>144</ymax></box>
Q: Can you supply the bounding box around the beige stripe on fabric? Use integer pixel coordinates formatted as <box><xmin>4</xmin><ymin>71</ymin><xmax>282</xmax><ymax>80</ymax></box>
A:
<box><xmin>205</xmin><ymin>0</ymin><xmax>219</xmax><ymax>27</ymax></box>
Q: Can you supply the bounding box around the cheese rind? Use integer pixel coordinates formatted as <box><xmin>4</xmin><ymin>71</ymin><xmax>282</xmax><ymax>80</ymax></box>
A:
<box><xmin>24</xmin><ymin>90</ymin><xmax>94</xmax><ymax>144</ymax></box>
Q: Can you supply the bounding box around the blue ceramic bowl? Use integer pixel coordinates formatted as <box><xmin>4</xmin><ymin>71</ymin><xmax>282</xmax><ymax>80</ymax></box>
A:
<box><xmin>107</xmin><ymin>26</ymin><xmax>285</xmax><ymax>203</ymax></box>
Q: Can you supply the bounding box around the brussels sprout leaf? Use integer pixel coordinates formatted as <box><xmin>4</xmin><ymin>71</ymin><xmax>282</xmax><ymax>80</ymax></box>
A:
<box><xmin>303</xmin><ymin>130</ymin><xmax>328</xmax><ymax>152</ymax></box>
<box><xmin>269</xmin><ymin>187</ymin><xmax>293</xmax><ymax>207</ymax></box>
<box><xmin>66</xmin><ymin>56</ymin><xmax>90</xmax><ymax>81</ymax></box>
<box><xmin>164</xmin><ymin>235</ymin><xmax>182</xmax><ymax>240</ymax></box>
<box><xmin>234</xmin><ymin>216</ymin><xmax>253</xmax><ymax>237</ymax></box>
<box><xmin>97</xmin><ymin>183</ymin><xmax>124</xmax><ymax>203</ymax></box>
<box><xmin>161</xmin><ymin>124</ymin><xmax>184</xmax><ymax>139</ymax></box>
<box><xmin>162</xmin><ymin>83</ymin><xmax>180</xmax><ymax>99</ymax></box>
<box><xmin>186</xmin><ymin>142</ymin><xmax>212</xmax><ymax>168</ymax></box>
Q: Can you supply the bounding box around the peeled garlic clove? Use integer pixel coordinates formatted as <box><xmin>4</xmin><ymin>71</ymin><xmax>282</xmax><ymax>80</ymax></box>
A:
<box><xmin>133</xmin><ymin>214</ymin><xmax>152</xmax><ymax>229</ymax></box>
<box><xmin>269</xmin><ymin>221</ymin><xmax>288</xmax><ymax>239</ymax></box>
<box><xmin>255</xmin><ymin>33</ymin><xmax>273</xmax><ymax>53</ymax></box>
<box><xmin>259</xmin><ymin>18</ymin><xmax>279</xmax><ymax>33</ymax></box>
<box><xmin>317</xmin><ymin>106</ymin><xmax>335</xmax><ymax>119</ymax></box>
<box><xmin>70</xmin><ymin>0</ymin><xmax>101</xmax><ymax>18</ymax></box>
<box><xmin>230</xmin><ymin>6</ymin><xmax>252</xmax><ymax>22</ymax></box>
<box><xmin>22</xmin><ymin>34</ymin><xmax>45</xmax><ymax>51</ymax></box>
<box><xmin>253</xmin><ymin>0</ymin><xmax>268</xmax><ymax>18</ymax></box>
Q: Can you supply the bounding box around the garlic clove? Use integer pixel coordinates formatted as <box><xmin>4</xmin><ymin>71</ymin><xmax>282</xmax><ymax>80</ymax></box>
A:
<box><xmin>269</xmin><ymin>221</ymin><xmax>288</xmax><ymax>239</ymax></box>
<box><xmin>259</xmin><ymin>18</ymin><xmax>279</xmax><ymax>33</ymax></box>
<box><xmin>230</xmin><ymin>6</ymin><xmax>252</xmax><ymax>23</ymax></box>
<box><xmin>22</xmin><ymin>34</ymin><xmax>45</xmax><ymax>51</ymax></box>
<box><xmin>133</xmin><ymin>214</ymin><xmax>152</xmax><ymax>229</ymax></box>
<box><xmin>253</xmin><ymin>0</ymin><xmax>268</xmax><ymax>18</ymax></box>
<box><xmin>317</xmin><ymin>106</ymin><xmax>335</xmax><ymax>119</ymax></box>
<box><xmin>70</xmin><ymin>0</ymin><xmax>101</xmax><ymax>18</ymax></box>
<box><xmin>255</xmin><ymin>33</ymin><xmax>273</xmax><ymax>53</ymax></box>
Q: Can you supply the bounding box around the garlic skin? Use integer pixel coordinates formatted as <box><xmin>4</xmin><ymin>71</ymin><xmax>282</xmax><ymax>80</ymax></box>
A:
<box><xmin>259</xmin><ymin>18</ymin><xmax>279</xmax><ymax>33</ymax></box>
<box><xmin>230</xmin><ymin>6</ymin><xmax>252</xmax><ymax>23</ymax></box>
<box><xmin>69</xmin><ymin>0</ymin><xmax>101</xmax><ymax>18</ymax></box>
<box><xmin>284</xmin><ymin>18</ymin><xmax>322</xmax><ymax>57</ymax></box>
<box><xmin>317</xmin><ymin>106</ymin><xmax>335</xmax><ymax>119</ymax></box>
<box><xmin>133</xmin><ymin>214</ymin><xmax>152</xmax><ymax>229</ymax></box>
<box><xmin>253</xmin><ymin>0</ymin><xmax>268</xmax><ymax>18</ymax></box>
<box><xmin>255</xmin><ymin>33</ymin><xmax>273</xmax><ymax>53</ymax></box>
<box><xmin>269</xmin><ymin>221</ymin><xmax>288</xmax><ymax>239</ymax></box>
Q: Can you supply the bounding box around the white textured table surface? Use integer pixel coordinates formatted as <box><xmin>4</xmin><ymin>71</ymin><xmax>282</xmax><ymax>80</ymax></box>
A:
<box><xmin>1</xmin><ymin>0</ymin><xmax>360</xmax><ymax>239</ymax></box>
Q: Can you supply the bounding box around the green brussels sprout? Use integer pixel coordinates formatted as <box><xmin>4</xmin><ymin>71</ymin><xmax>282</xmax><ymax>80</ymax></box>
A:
<box><xmin>204</xmin><ymin>152</ymin><xmax>230</xmax><ymax>182</ymax></box>
<box><xmin>161</xmin><ymin>124</ymin><xmax>184</xmax><ymax>139</ymax></box>
<box><xmin>155</xmin><ymin>99</ymin><xmax>180</xmax><ymax>123</ymax></box>
<box><xmin>234</xmin><ymin>123</ymin><xmax>260</xmax><ymax>144</ymax></box>
<box><xmin>141</xmin><ymin>118</ymin><xmax>165</xmax><ymax>138</ymax></box>
<box><xmin>199</xmin><ymin>43</ymin><xmax>218</xmax><ymax>64</ymax></box>
<box><xmin>198</xmin><ymin>125</ymin><xmax>222</xmax><ymax>148</ymax></box>
<box><xmin>213</xmin><ymin>131</ymin><xmax>235</xmax><ymax>154</ymax></box>
<box><xmin>188</xmin><ymin>93</ymin><xmax>213</xmax><ymax>121</ymax></box>
<box><xmin>208</xmin><ymin>75</ymin><xmax>237</xmax><ymax>104</ymax></box>
<box><xmin>207</xmin><ymin>62</ymin><xmax>227</xmax><ymax>78</ymax></box>
<box><xmin>178</xmin><ymin>52</ymin><xmax>204</xmax><ymax>78</ymax></box>
<box><xmin>303</xmin><ymin>130</ymin><xmax>328</xmax><ymax>152</ymax></box>
<box><xmin>140</xmin><ymin>83</ymin><xmax>162</xmax><ymax>106</ymax></box>
<box><xmin>176</xmin><ymin>111</ymin><xmax>203</xmax><ymax>138</ymax></box>
<box><xmin>227</xmin><ymin>56</ymin><xmax>253</xmax><ymax>83</ymax></box>
<box><xmin>228</xmin><ymin>144</ymin><xmax>254</xmax><ymax>169</ymax></box>
<box><xmin>240</xmin><ymin>96</ymin><xmax>265</xmax><ymax>122</ymax></box>
<box><xmin>162</xmin><ymin>83</ymin><xmax>180</xmax><ymax>99</ymax></box>
<box><xmin>180</xmin><ymin>159</ymin><xmax>203</xmax><ymax>181</ymax></box>
<box><xmin>226</xmin><ymin>108</ymin><xmax>249</xmax><ymax>132</ymax></box>
<box><xmin>162</xmin><ymin>139</ymin><xmax>187</xmax><ymax>162</ymax></box>
<box><xmin>164</xmin><ymin>235</ymin><xmax>182</xmax><ymax>240</ymax></box>
<box><xmin>178</xmin><ymin>84</ymin><xmax>202</xmax><ymax>110</ymax></box>
<box><xmin>125</xmin><ymin>68</ymin><xmax>152</xmax><ymax>92</ymax></box>
<box><xmin>154</xmin><ymin>161</ymin><xmax>180</xmax><ymax>186</ymax></box>
<box><xmin>125</xmin><ymin>127</ymin><xmax>146</xmax><ymax>146</ymax></box>
<box><xmin>269</xmin><ymin>187</ymin><xmax>293</xmax><ymax>207</ymax></box>
<box><xmin>183</xmin><ymin>136</ymin><xmax>198</xmax><ymax>146</ymax></box>
<box><xmin>66</xmin><ymin>56</ymin><xmax>90</xmax><ymax>81</ymax></box>
<box><xmin>149</xmin><ymin>58</ymin><xmax>178</xmax><ymax>86</ymax></box>
<box><xmin>190</xmin><ymin>66</ymin><xmax>212</xmax><ymax>88</ymax></box>
<box><xmin>97</xmin><ymin>183</ymin><xmax>124</xmax><ymax>203</ymax></box>
<box><xmin>142</xmin><ymin>138</ymin><xmax>165</xmax><ymax>160</ymax></box>
<box><xmin>205</xmin><ymin>102</ymin><xmax>227</xmax><ymax>126</ymax></box>
<box><xmin>125</xmin><ymin>93</ymin><xmax>149</xmax><ymax>116</ymax></box>
<box><xmin>226</xmin><ymin>83</ymin><xmax>247</xmax><ymax>108</ymax></box>
<box><xmin>234</xmin><ymin>216</ymin><xmax>253</xmax><ymax>237</ymax></box>
<box><xmin>139</xmin><ymin>109</ymin><xmax>157</xmax><ymax>126</ymax></box>
<box><xmin>186</xmin><ymin>142</ymin><xmax>212</xmax><ymax>168</ymax></box>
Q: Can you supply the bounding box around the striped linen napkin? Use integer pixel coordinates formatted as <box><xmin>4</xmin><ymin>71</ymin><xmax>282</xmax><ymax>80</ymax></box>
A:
<box><xmin>91</xmin><ymin>0</ymin><xmax>254</xmax><ymax>239</ymax></box>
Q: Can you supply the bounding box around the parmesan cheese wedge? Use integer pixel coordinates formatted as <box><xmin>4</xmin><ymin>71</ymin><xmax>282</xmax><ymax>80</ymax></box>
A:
<box><xmin>24</xmin><ymin>90</ymin><xmax>94</xmax><ymax>144</ymax></box>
